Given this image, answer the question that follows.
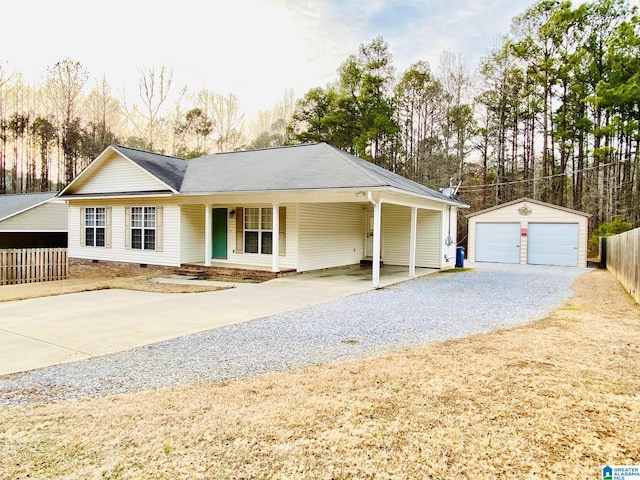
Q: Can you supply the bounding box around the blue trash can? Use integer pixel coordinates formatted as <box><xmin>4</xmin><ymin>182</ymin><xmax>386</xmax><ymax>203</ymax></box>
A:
<box><xmin>455</xmin><ymin>246</ymin><xmax>465</xmax><ymax>268</ymax></box>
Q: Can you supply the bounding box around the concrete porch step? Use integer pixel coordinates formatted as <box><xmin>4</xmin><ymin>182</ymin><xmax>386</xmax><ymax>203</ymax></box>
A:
<box><xmin>174</xmin><ymin>267</ymin><xmax>206</xmax><ymax>280</ymax></box>
<box><xmin>360</xmin><ymin>258</ymin><xmax>384</xmax><ymax>267</ymax></box>
<box><xmin>179</xmin><ymin>263</ymin><xmax>297</xmax><ymax>282</ymax></box>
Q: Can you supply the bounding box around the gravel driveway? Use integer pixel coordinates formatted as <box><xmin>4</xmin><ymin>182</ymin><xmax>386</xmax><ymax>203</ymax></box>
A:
<box><xmin>0</xmin><ymin>263</ymin><xmax>589</xmax><ymax>406</ymax></box>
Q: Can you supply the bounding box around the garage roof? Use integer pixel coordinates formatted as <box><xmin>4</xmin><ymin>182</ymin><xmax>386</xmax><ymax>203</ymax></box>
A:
<box><xmin>0</xmin><ymin>192</ymin><xmax>59</xmax><ymax>221</ymax></box>
<box><xmin>466</xmin><ymin>197</ymin><xmax>591</xmax><ymax>218</ymax></box>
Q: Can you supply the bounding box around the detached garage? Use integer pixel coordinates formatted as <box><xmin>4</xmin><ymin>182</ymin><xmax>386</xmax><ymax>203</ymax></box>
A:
<box><xmin>0</xmin><ymin>192</ymin><xmax>68</xmax><ymax>248</ymax></box>
<box><xmin>467</xmin><ymin>198</ymin><xmax>591</xmax><ymax>267</ymax></box>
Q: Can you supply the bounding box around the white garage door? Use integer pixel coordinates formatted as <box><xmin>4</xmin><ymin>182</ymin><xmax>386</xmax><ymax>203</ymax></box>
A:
<box><xmin>527</xmin><ymin>223</ymin><xmax>579</xmax><ymax>267</ymax></box>
<box><xmin>476</xmin><ymin>223</ymin><xmax>521</xmax><ymax>263</ymax></box>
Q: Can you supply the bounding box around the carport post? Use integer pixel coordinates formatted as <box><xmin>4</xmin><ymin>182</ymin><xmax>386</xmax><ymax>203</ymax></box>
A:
<box><xmin>368</xmin><ymin>192</ymin><xmax>381</xmax><ymax>289</ymax></box>
<box><xmin>271</xmin><ymin>203</ymin><xmax>279</xmax><ymax>272</ymax></box>
<box><xmin>204</xmin><ymin>203</ymin><xmax>212</xmax><ymax>267</ymax></box>
<box><xmin>409</xmin><ymin>207</ymin><xmax>417</xmax><ymax>277</ymax></box>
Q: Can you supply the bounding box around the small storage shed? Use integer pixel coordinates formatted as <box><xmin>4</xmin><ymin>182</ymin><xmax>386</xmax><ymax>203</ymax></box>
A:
<box><xmin>466</xmin><ymin>198</ymin><xmax>591</xmax><ymax>267</ymax></box>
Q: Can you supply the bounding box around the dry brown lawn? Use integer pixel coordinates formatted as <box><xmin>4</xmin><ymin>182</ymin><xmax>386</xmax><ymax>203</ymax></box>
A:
<box><xmin>0</xmin><ymin>263</ymin><xmax>229</xmax><ymax>303</ymax></box>
<box><xmin>1</xmin><ymin>268</ymin><xmax>639</xmax><ymax>479</ymax></box>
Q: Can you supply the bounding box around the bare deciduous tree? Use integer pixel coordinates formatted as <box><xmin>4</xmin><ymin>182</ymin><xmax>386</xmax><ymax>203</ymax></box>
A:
<box><xmin>248</xmin><ymin>89</ymin><xmax>294</xmax><ymax>149</ymax></box>
<box><xmin>197</xmin><ymin>89</ymin><xmax>246</xmax><ymax>152</ymax></box>
<box><xmin>125</xmin><ymin>66</ymin><xmax>174</xmax><ymax>152</ymax></box>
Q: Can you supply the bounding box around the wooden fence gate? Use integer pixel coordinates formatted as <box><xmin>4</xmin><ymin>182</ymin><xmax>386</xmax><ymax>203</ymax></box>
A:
<box><xmin>0</xmin><ymin>248</ymin><xmax>68</xmax><ymax>285</ymax></box>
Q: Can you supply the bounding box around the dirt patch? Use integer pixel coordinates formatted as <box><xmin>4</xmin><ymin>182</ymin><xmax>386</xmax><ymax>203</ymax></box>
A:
<box><xmin>0</xmin><ymin>269</ymin><xmax>639</xmax><ymax>478</ymax></box>
<box><xmin>0</xmin><ymin>261</ymin><xmax>229</xmax><ymax>302</ymax></box>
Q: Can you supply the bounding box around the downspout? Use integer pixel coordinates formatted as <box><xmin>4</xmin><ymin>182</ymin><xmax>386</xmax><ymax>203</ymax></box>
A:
<box><xmin>447</xmin><ymin>205</ymin><xmax>452</xmax><ymax>246</ymax></box>
<box><xmin>444</xmin><ymin>205</ymin><xmax>453</xmax><ymax>264</ymax></box>
<box><xmin>367</xmin><ymin>192</ymin><xmax>381</xmax><ymax>289</ymax></box>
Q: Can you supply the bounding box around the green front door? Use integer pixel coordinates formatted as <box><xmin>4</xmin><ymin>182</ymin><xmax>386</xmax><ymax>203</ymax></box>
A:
<box><xmin>212</xmin><ymin>208</ymin><xmax>228</xmax><ymax>259</ymax></box>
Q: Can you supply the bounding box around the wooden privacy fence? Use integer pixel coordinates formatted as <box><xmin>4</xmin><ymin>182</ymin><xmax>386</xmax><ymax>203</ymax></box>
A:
<box><xmin>604</xmin><ymin>228</ymin><xmax>640</xmax><ymax>304</ymax></box>
<box><xmin>0</xmin><ymin>248</ymin><xmax>68</xmax><ymax>285</ymax></box>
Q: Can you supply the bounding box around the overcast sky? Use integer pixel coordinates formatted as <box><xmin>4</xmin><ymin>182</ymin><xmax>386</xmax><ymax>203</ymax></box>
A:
<box><xmin>2</xmin><ymin>0</ymin><xmax>637</xmax><ymax>122</ymax></box>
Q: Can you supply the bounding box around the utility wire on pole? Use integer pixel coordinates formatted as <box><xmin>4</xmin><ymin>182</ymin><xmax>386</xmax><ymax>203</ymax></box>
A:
<box><xmin>460</xmin><ymin>161</ymin><xmax>618</xmax><ymax>192</ymax></box>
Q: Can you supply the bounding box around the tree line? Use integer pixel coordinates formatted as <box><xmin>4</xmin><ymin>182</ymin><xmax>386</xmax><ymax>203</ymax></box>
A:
<box><xmin>0</xmin><ymin>62</ymin><xmax>290</xmax><ymax>192</ymax></box>
<box><xmin>288</xmin><ymin>0</ymin><xmax>639</xmax><ymax>229</ymax></box>
<box><xmin>1</xmin><ymin>0</ymin><xmax>638</xmax><ymax>233</ymax></box>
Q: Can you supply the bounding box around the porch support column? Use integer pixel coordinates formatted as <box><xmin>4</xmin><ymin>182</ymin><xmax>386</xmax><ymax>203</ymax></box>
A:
<box><xmin>271</xmin><ymin>203</ymin><xmax>279</xmax><ymax>272</ymax></box>
<box><xmin>204</xmin><ymin>204</ymin><xmax>212</xmax><ymax>267</ymax></box>
<box><xmin>368</xmin><ymin>192</ymin><xmax>381</xmax><ymax>289</ymax></box>
<box><xmin>409</xmin><ymin>206</ymin><xmax>417</xmax><ymax>277</ymax></box>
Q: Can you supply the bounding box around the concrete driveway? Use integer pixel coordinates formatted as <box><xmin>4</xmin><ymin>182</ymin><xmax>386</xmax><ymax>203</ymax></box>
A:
<box><xmin>0</xmin><ymin>265</ymin><xmax>435</xmax><ymax>375</ymax></box>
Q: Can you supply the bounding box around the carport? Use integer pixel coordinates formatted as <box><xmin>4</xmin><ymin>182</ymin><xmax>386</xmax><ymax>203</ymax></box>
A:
<box><xmin>466</xmin><ymin>198</ymin><xmax>591</xmax><ymax>267</ymax></box>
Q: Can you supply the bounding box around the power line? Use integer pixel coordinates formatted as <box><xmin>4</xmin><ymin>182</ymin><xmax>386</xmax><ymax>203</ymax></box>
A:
<box><xmin>459</xmin><ymin>160</ymin><xmax>619</xmax><ymax>192</ymax></box>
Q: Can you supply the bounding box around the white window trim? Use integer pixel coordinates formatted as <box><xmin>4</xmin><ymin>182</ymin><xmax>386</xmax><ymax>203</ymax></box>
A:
<box><xmin>125</xmin><ymin>206</ymin><xmax>163</xmax><ymax>252</ymax></box>
<box><xmin>244</xmin><ymin>207</ymin><xmax>273</xmax><ymax>255</ymax></box>
<box><xmin>80</xmin><ymin>206</ymin><xmax>111</xmax><ymax>248</ymax></box>
<box><xmin>131</xmin><ymin>206</ymin><xmax>155</xmax><ymax>250</ymax></box>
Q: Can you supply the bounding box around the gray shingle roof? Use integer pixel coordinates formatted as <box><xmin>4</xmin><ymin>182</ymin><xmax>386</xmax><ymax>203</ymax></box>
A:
<box><xmin>181</xmin><ymin>143</ymin><xmax>459</xmax><ymax>203</ymax></box>
<box><xmin>75</xmin><ymin>142</ymin><xmax>463</xmax><ymax>205</ymax></box>
<box><xmin>112</xmin><ymin>145</ymin><xmax>188</xmax><ymax>192</ymax></box>
<box><xmin>0</xmin><ymin>192</ymin><xmax>59</xmax><ymax>221</ymax></box>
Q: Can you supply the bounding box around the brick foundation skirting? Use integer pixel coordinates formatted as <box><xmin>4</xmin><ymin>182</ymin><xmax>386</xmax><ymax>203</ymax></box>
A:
<box><xmin>69</xmin><ymin>258</ymin><xmax>177</xmax><ymax>278</ymax></box>
<box><xmin>69</xmin><ymin>258</ymin><xmax>297</xmax><ymax>283</ymax></box>
<box><xmin>180</xmin><ymin>264</ymin><xmax>297</xmax><ymax>283</ymax></box>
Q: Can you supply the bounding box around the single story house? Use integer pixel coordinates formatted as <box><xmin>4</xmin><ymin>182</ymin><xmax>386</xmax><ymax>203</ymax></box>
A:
<box><xmin>58</xmin><ymin>142</ymin><xmax>468</xmax><ymax>287</ymax></box>
<box><xmin>466</xmin><ymin>197</ymin><xmax>591</xmax><ymax>267</ymax></box>
<box><xmin>0</xmin><ymin>192</ymin><xmax>68</xmax><ymax>248</ymax></box>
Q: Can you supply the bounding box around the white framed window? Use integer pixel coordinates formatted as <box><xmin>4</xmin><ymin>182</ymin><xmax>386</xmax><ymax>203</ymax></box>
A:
<box><xmin>84</xmin><ymin>207</ymin><xmax>106</xmax><ymax>247</ymax></box>
<box><xmin>244</xmin><ymin>207</ymin><xmax>272</xmax><ymax>254</ymax></box>
<box><xmin>131</xmin><ymin>206</ymin><xmax>156</xmax><ymax>250</ymax></box>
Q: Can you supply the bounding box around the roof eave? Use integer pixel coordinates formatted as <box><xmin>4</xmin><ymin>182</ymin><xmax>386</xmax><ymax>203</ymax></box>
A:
<box><xmin>179</xmin><ymin>185</ymin><xmax>469</xmax><ymax>207</ymax></box>
<box><xmin>179</xmin><ymin>186</ymin><xmax>385</xmax><ymax>196</ymax></box>
<box><xmin>61</xmin><ymin>191</ymin><xmax>176</xmax><ymax>200</ymax></box>
<box><xmin>387</xmin><ymin>187</ymin><xmax>470</xmax><ymax>208</ymax></box>
<box><xmin>466</xmin><ymin>197</ymin><xmax>591</xmax><ymax>218</ymax></box>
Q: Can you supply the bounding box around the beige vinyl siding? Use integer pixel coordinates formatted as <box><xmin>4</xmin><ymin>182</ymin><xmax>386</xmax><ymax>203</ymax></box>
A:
<box><xmin>226</xmin><ymin>204</ymin><xmax>297</xmax><ymax>270</ymax></box>
<box><xmin>297</xmin><ymin>203</ymin><xmax>363</xmax><ymax>272</ymax></box>
<box><xmin>70</xmin><ymin>154</ymin><xmax>168</xmax><ymax>194</ymax></box>
<box><xmin>381</xmin><ymin>204</ymin><xmax>446</xmax><ymax>268</ymax></box>
<box><xmin>0</xmin><ymin>202</ymin><xmax>68</xmax><ymax>231</ymax></box>
<box><xmin>467</xmin><ymin>200</ymin><xmax>589</xmax><ymax>267</ymax></box>
<box><xmin>416</xmin><ymin>209</ymin><xmax>442</xmax><ymax>268</ymax></box>
<box><xmin>68</xmin><ymin>202</ymin><xmax>180</xmax><ymax>266</ymax></box>
<box><xmin>381</xmin><ymin>204</ymin><xmax>410</xmax><ymax>265</ymax></box>
<box><xmin>180</xmin><ymin>204</ymin><xmax>205</xmax><ymax>263</ymax></box>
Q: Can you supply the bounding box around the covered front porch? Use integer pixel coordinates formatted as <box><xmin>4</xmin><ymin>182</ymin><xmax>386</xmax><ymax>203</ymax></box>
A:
<box><xmin>292</xmin><ymin>264</ymin><xmax>440</xmax><ymax>289</ymax></box>
<box><xmin>180</xmin><ymin>190</ymin><xmax>457</xmax><ymax>288</ymax></box>
<box><xmin>176</xmin><ymin>261</ymin><xmax>440</xmax><ymax>287</ymax></box>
